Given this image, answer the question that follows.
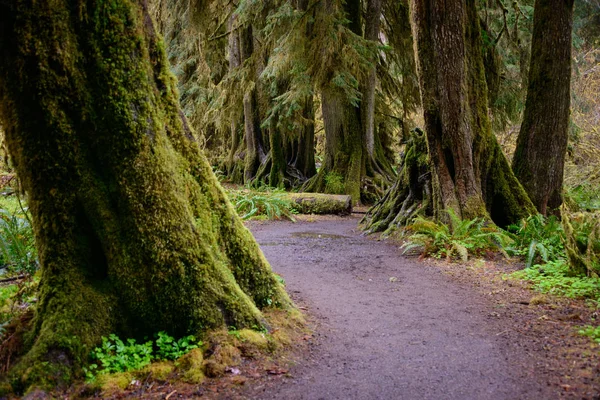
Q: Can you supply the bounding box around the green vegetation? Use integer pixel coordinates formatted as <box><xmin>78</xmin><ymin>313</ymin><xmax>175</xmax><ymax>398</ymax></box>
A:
<box><xmin>578</xmin><ymin>325</ymin><xmax>600</xmax><ymax>343</ymax></box>
<box><xmin>510</xmin><ymin>260</ymin><xmax>600</xmax><ymax>304</ymax></box>
<box><xmin>0</xmin><ymin>194</ymin><xmax>37</xmax><ymax>276</ymax></box>
<box><xmin>324</xmin><ymin>172</ymin><xmax>345</xmax><ymax>195</ymax></box>
<box><xmin>401</xmin><ymin>210</ymin><xmax>512</xmax><ymax>262</ymax></box>
<box><xmin>155</xmin><ymin>332</ymin><xmax>200</xmax><ymax>361</ymax></box>
<box><xmin>0</xmin><ymin>208</ymin><xmax>37</xmax><ymax>275</ymax></box>
<box><xmin>567</xmin><ymin>183</ymin><xmax>600</xmax><ymax>212</ymax></box>
<box><xmin>85</xmin><ymin>332</ymin><xmax>201</xmax><ymax>380</ymax></box>
<box><xmin>225</xmin><ymin>186</ymin><xmax>296</xmax><ymax>221</ymax></box>
<box><xmin>506</xmin><ymin>214</ymin><xmax>565</xmax><ymax>268</ymax></box>
<box><xmin>563</xmin><ymin>211</ymin><xmax>600</xmax><ymax>276</ymax></box>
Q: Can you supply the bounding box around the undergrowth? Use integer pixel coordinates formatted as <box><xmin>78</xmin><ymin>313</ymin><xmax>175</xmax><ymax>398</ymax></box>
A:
<box><xmin>578</xmin><ymin>325</ymin><xmax>600</xmax><ymax>343</ymax></box>
<box><xmin>0</xmin><ymin>194</ymin><xmax>37</xmax><ymax>277</ymax></box>
<box><xmin>85</xmin><ymin>332</ymin><xmax>200</xmax><ymax>380</ymax></box>
<box><xmin>401</xmin><ymin>209</ymin><xmax>512</xmax><ymax>261</ymax></box>
<box><xmin>506</xmin><ymin>214</ymin><xmax>565</xmax><ymax>268</ymax></box>
<box><xmin>510</xmin><ymin>260</ymin><xmax>600</xmax><ymax>304</ymax></box>
<box><xmin>225</xmin><ymin>185</ymin><xmax>296</xmax><ymax>221</ymax></box>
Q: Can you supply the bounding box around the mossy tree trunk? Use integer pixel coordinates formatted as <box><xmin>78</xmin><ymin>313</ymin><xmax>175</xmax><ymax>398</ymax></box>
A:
<box><xmin>362</xmin><ymin>128</ymin><xmax>432</xmax><ymax>234</ymax></box>
<box><xmin>512</xmin><ymin>0</ymin><xmax>574</xmax><ymax>216</ymax></box>
<box><xmin>240</xmin><ymin>26</ymin><xmax>268</xmax><ymax>184</ymax></box>
<box><xmin>408</xmin><ymin>0</ymin><xmax>536</xmax><ymax>227</ymax></box>
<box><xmin>226</xmin><ymin>14</ymin><xmax>246</xmax><ymax>183</ymax></box>
<box><xmin>361</xmin><ymin>0</ymin><xmax>395</xmax><ymax>183</ymax></box>
<box><xmin>367</xmin><ymin>0</ymin><xmax>537</xmax><ymax>232</ymax></box>
<box><xmin>303</xmin><ymin>0</ymin><xmax>392</xmax><ymax>204</ymax></box>
<box><xmin>304</xmin><ymin>84</ymin><xmax>365</xmax><ymax>203</ymax></box>
<box><xmin>0</xmin><ymin>0</ymin><xmax>289</xmax><ymax>391</ymax></box>
<box><xmin>291</xmin><ymin>95</ymin><xmax>317</xmax><ymax>179</ymax></box>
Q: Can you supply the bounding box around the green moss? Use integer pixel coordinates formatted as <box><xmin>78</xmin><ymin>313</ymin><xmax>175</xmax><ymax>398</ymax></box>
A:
<box><xmin>137</xmin><ymin>362</ymin><xmax>174</xmax><ymax>381</ymax></box>
<box><xmin>175</xmin><ymin>348</ymin><xmax>205</xmax><ymax>384</ymax></box>
<box><xmin>94</xmin><ymin>372</ymin><xmax>134</xmax><ymax>394</ymax></box>
<box><xmin>0</xmin><ymin>0</ymin><xmax>293</xmax><ymax>392</ymax></box>
<box><xmin>236</xmin><ymin>329</ymin><xmax>270</xmax><ymax>350</ymax></box>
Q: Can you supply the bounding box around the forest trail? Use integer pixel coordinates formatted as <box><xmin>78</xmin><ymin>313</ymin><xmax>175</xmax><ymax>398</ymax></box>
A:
<box><xmin>243</xmin><ymin>215</ymin><xmax>553</xmax><ymax>400</ymax></box>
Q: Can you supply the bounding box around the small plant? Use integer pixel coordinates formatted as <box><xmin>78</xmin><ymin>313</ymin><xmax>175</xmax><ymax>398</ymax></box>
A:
<box><xmin>401</xmin><ymin>209</ymin><xmax>512</xmax><ymax>262</ymax></box>
<box><xmin>155</xmin><ymin>331</ymin><xmax>199</xmax><ymax>360</ymax></box>
<box><xmin>88</xmin><ymin>334</ymin><xmax>154</xmax><ymax>377</ymax></box>
<box><xmin>324</xmin><ymin>172</ymin><xmax>345</xmax><ymax>195</ymax></box>
<box><xmin>510</xmin><ymin>260</ymin><xmax>600</xmax><ymax>302</ymax></box>
<box><xmin>506</xmin><ymin>214</ymin><xmax>565</xmax><ymax>268</ymax></box>
<box><xmin>228</xmin><ymin>326</ymin><xmax>242</xmax><ymax>340</ymax></box>
<box><xmin>86</xmin><ymin>331</ymin><xmax>201</xmax><ymax>380</ymax></box>
<box><xmin>0</xmin><ymin>207</ymin><xmax>38</xmax><ymax>275</ymax></box>
<box><xmin>566</xmin><ymin>183</ymin><xmax>600</xmax><ymax>212</ymax></box>
<box><xmin>562</xmin><ymin>211</ymin><xmax>600</xmax><ymax>276</ymax></box>
<box><xmin>578</xmin><ymin>325</ymin><xmax>600</xmax><ymax>343</ymax></box>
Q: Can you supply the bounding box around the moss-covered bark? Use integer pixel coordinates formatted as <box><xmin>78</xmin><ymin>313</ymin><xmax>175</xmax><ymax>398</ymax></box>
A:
<box><xmin>303</xmin><ymin>0</ymin><xmax>393</xmax><ymax>205</ymax></box>
<box><xmin>303</xmin><ymin>85</ymin><xmax>364</xmax><ymax>203</ymax></box>
<box><xmin>0</xmin><ymin>0</ymin><xmax>290</xmax><ymax>392</ymax></box>
<box><xmin>512</xmin><ymin>0</ymin><xmax>574</xmax><ymax>216</ymax></box>
<box><xmin>362</xmin><ymin>129</ymin><xmax>431</xmax><ymax>234</ymax></box>
<box><xmin>408</xmin><ymin>0</ymin><xmax>536</xmax><ymax>227</ymax></box>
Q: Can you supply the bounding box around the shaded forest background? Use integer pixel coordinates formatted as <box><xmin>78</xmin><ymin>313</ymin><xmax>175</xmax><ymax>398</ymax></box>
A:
<box><xmin>129</xmin><ymin>0</ymin><xmax>600</xmax><ymax>207</ymax></box>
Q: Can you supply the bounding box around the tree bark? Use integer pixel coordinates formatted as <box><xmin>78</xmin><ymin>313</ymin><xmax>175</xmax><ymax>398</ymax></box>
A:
<box><xmin>226</xmin><ymin>13</ymin><xmax>246</xmax><ymax>183</ymax></box>
<box><xmin>239</xmin><ymin>26</ymin><xmax>267</xmax><ymax>183</ymax></box>
<box><xmin>292</xmin><ymin>96</ymin><xmax>317</xmax><ymax>179</ymax></box>
<box><xmin>0</xmin><ymin>0</ymin><xmax>289</xmax><ymax>390</ymax></box>
<box><xmin>408</xmin><ymin>0</ymin><xmax>535</xmax><ymax>226</ymax></box>
<box><xmin>304</xmin><ymin>85</ymin><xmax>364</xmax><ymax>203</ymax></box>
<box><xmin>512</xmin><ymin>0</ymin><xmax>574</xmax><ymax>216</ymax></box>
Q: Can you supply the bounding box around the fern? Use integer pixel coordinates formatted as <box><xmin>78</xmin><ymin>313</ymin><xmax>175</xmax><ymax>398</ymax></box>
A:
<box><xmin>401</xmin><ymin>210</ymin><xmax>512</xmax><ymax>261</ymax></box>
<box><xmin>506</xmin><ymin>214</ymin><xmax>565</xmax><ymax>268</ymax></box>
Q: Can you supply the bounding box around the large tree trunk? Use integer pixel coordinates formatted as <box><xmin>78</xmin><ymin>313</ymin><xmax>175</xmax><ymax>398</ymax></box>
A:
<box><xmin>226</xmin><ymin>13</ymin><xmax>246</xmax><ymax>183</ymax></box>
<box><xmin>366</xmin><ymin>0</ymin><xmax>535</xmax><ymax>230</ymax></box>
<box><xmin>240</xmin><ymin>26</ymin><xmax>268</xmax><ymax>184</ymax></box>
<box><xmin>292</xmin><ymin>96</ymin><xmax>317</xmax><ymax>179</ymax></box>
<box><xmin>304</xmin><ymin>85</ymin><xmax>364</xmax><ymax>203</ymax></box>
<box><xmin>410</xmin><ymin>0</ymin><xmax>536</xmax><ymax>226</ymax></box>
<box><xmin>512</xmin><ymin>0</ymin><xmax>574</xmax><ymax>216</ymax></box>
<box><xmin>361</xmin><ymin>0</ymin><xmax>394</xmax><ymax>183</ymax></box>
<box><xmin>0</xmin><ymin>0</ymin><xmax>289</xmax><ymax>391</ymax></box>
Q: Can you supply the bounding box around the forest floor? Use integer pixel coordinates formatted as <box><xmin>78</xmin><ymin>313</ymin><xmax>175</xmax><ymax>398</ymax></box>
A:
<box><xmin>83</xmin><ymin>213</ymin><xmax>600</xmax><ymax>400</ymax></box>
<box><xmin>226</xmin><ymin>213</ymin><xmax>600</xmax><ymax>400</ymax></box>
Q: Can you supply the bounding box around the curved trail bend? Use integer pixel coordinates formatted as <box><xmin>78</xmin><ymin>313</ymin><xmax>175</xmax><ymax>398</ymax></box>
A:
<box><xmin>245</xmin><ymin>216</ymin><xmax>551</xmax><ymax>400</ymax></box>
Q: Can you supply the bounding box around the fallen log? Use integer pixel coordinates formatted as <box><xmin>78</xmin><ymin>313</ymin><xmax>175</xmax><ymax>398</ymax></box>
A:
<box><xmin>286</xmin><ymin>193</ymin><xmax>352</xmax><ymax>215</ymax></box>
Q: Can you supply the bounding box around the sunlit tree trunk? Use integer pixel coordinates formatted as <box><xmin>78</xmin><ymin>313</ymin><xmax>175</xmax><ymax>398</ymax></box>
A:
<box><xmin>512</xmin><ymin>0</ymin><xmax>574</xmax><ymax>216</ymax></box>
<box><xmin>0</xmin><ymin>0</ymin><xmax>289</xmax><ymax>391</ymax></box>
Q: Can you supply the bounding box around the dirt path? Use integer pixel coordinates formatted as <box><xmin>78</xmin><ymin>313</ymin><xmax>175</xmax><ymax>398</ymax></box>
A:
<box><xmin>243</xmin><ymin>216</ymin><xmax>555</xmax><ymax>400</ymax></box>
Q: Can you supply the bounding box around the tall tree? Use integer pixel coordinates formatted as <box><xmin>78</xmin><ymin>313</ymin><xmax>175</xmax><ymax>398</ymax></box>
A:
<box><xmin>302</xmin><ymin>0</ymin><xmax>385</xmax><ymax>203</ymax></box>
<box><xmin>0</xmin><ymin>0</ymin><xmax>289</xmax><ymax>390</ymax></box>
<box><xmin>512</xmin><ymin>0</ymin><xmax>574</xmax><ymax>216</ymax></box>
<box><xmin>364</xmin><ymin>0</ymin><xmax>536</xmax><ymax>232</ymax></box>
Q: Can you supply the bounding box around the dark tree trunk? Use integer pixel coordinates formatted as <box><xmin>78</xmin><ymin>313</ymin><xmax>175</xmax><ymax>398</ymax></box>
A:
<box><xmin>304</xmin><ymin>85</ymin><xmax>364</xmax><ymax>202</ymax></box>
<box><xmin>240</xmin><ymin>26</ymin><xmax>267</xmax><ymax>183</ymax></box>
<box><xmin>0</xmin><ymin>0</ymin><xmax>289</xmax><ymax>390</ymax></box>
<box><xmin>226</xmin><ymin>14</ymin><xmax>246</xmax><ymax>183</ymax></box>
<box><xmin>361</xmin><ymin>0</ymin><xmax>394</xmax><ymax>183</ymax></box>
<box><xmin>293</xmin><ymin>95</ymin><xmax>317</xmax><ymax>178</ymax></box>
<box><xmin>365</xmin><ymin>0</ymin><xmax>535</xmax><ymax>231</ymax></box>
<box><xmin>512</xmin><ymin>0</ymin><xmax>574</xmax><ymax>216</ymax></box>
